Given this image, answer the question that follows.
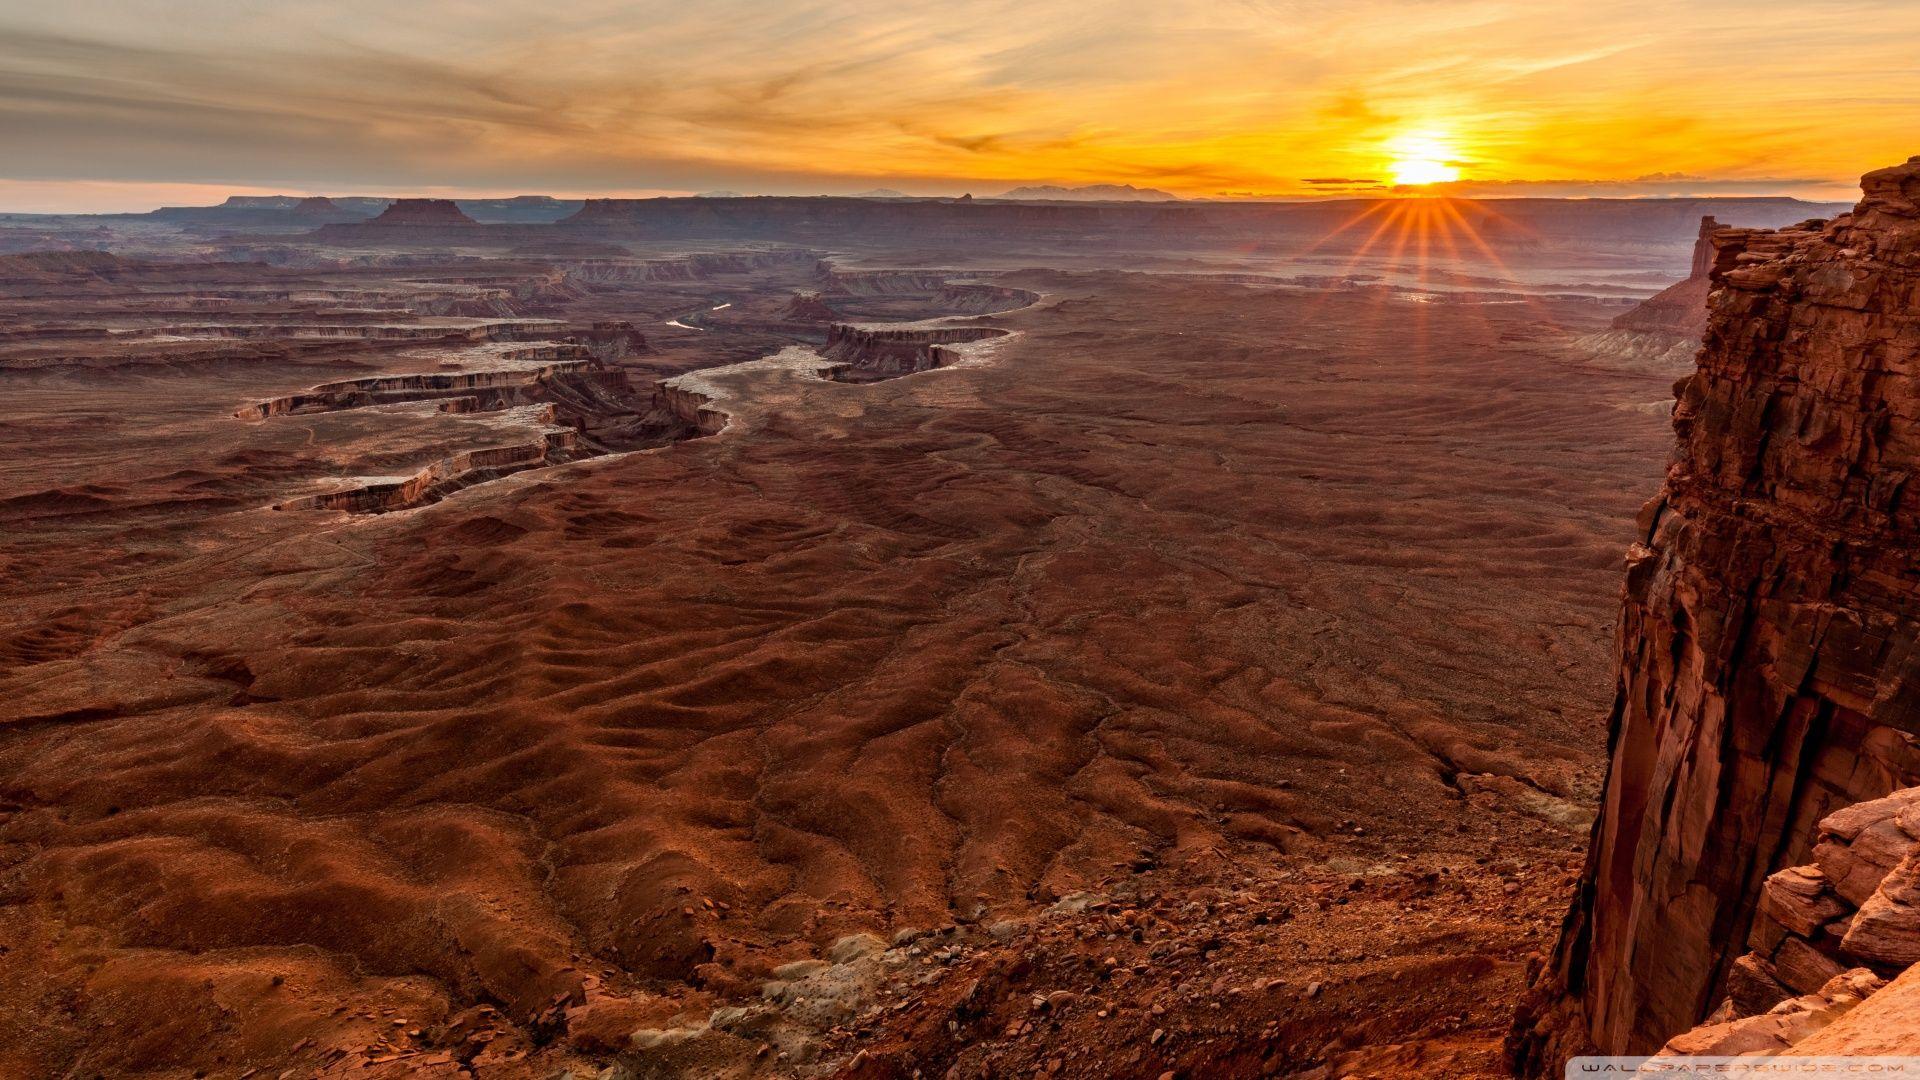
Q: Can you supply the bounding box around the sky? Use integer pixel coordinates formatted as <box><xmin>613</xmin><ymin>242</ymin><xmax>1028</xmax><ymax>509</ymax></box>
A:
<box><xmin>0</xmin><ymin>0</ymin><xmax>1915</xmax><ymax>212</ymax></box>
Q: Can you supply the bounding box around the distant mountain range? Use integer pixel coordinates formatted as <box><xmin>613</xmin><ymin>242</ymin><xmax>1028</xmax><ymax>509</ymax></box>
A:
<box><xmin>992</xmin><ymin>184</ymin><xmax>1181</xmax><ymax>202</ymax></box>
<box><xmin>697</xmin><ymin>188</ymin><xmax>910</xmax><ymax>199</ymax></box>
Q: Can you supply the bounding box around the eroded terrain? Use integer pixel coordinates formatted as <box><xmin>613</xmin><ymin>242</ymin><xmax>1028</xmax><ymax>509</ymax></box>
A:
<box><xmin>0</xmin><ymin>213</ymin><xmax>1717</xmax><ymax>1078</ymax></box>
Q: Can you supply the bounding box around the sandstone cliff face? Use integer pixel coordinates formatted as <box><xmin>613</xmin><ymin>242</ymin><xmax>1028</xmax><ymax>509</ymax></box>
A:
<box><xmin>1578</xmin><ymin>217</ymin><xmax>1720</xmax><ymax>371</ymax></box>
<box><xmin>818</xmin><ymin>323</ymin><xmax>1008</xmax><ymax>381</ymax></box>
<box><xmin>1513</xmin><ymin>157</ymin><xmax>1920</xmax><ymax>1068</ymax></box>
<box><xmin>1641</xmin><ymin>784</ymin><xmax>1920</xmax><ymax>1058</ymax></box>
<box><xmin>1614</xmin><ymin>216</ymin><xmax>1718</xmax><ymax>337</ymax></box>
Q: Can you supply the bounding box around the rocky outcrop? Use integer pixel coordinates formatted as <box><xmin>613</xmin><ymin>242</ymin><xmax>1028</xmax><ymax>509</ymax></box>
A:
<box><xmin>255</xmin><ymin>341</ymin><xmax>715</xmax><ymax>513</ymax></box>
<box><xmin>936</xmin><ymin>282</ymin><xmax>1040</xmax><ymax>315</ymax></box>
<box><xmin>1742</xmin><ymin>789</ymin><xmax>1920</xmax><ymax>991</ymax></box>
<box><xmin>1578</xmin><ymin>217</ymin><xmax>1722</xmax><ymax>370</ymax></box>
<box><xmin>822</xmin><ymin>270</ymin><xmax>954</xmax><ymax>296</ymax></box>
<box><xmin>276</xmin><ymin>425</ymin><xmax>585</xmax><ymax>513</ymax></box>
<box><xmin>290</xmin><ymin>196</ymin><xmax>349</xmax><ymax>219</ymax></box>
<box><xmin>305</xmin><ymin>199</ymin><xmax>492</xmax><ymax>246</ymax></box>
<box><xmin>367</xmin><ymin>199</ymin><xmax>479</xmax><ymax>227</ymax></box>
<box><xmin>1640</xmin><ymin>784</ymin><xmax>1920</xmax><ymax>1058</ymax></box>
<box><xmin>1511</xmin><ymin>156</ymin><xmax>1920</xmax><ymax>1069</ymax></box>
<box><xmin>1789</xmin><ymin>963</ymin><xmax>1920</xmax><ymax>1055</ymax></box>
<box><xmin>234</xmin><ymin>352</ymin><xmax>598</xmax><ymax>419</ymax></box>
<box><xmin>1651</xmin><ymin>968</ymin><xmax>1887</xmax><ymax>1057</ymax></box>
<box><xmin>819</xmin><ymin>270</ymin><xmax>1039</xmax><ymax>315</ymax></box>
<box><xmin>454</xmin><ymin>195</ymin><xmax>583</xmax><ymax>224</ymax></box>
<box><xmin>818</xmin><ymin>324</ymin><xmax>1009</xmax><ymax>382</ymax></box>
<box><xmin>0</xmin><ymin>250</ymin><xmax>136</xmax><ymax>287</ymax></box>
<box><xmin>148</xmin><ymin>195</ymin><xmax>378</xmax><ymax>227</ymax></box>
<box><xmin>781</xmin><ymin>291</ymin><xmax>839</xmax><ymax>322</ymax></box>
<box><xmin>652</xmin><ymin>382</ymin><xmax>729</xmax><ymax>436</ymax></box>
<box><xmin>567</xmin><ymin>321</ymin><xmax>649</xmax><ymax>361</ymax></box>
<box><xmin>1616</xmin><ymin>214</ymin><xmax>1719</xmax><ymax>333</ymax></box>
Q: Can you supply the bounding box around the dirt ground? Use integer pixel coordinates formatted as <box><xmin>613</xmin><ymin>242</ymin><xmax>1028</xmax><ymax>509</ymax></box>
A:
<box><xmin>0</xmin><ymin>249</ymin><xmax>1677</xmax><ymax>1078</ymax></box>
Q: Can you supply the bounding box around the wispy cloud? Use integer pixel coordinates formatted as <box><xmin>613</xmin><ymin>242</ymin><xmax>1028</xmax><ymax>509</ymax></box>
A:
<box><xmin>0</xmin><ymin>0</ymin><xmax>1913</xmax><ymax>210</ymax></box>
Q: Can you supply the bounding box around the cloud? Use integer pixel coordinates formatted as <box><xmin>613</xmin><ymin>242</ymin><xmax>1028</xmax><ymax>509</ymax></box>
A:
<box><xmin>0</xmin><ymin>0</ymin><xmax>1912</xmax><ymax>208</ymax></box>
<box><xmin>1408</xmin><ymin>175</ymin><xmax>1849</xmax><ymax>200</ymax></box>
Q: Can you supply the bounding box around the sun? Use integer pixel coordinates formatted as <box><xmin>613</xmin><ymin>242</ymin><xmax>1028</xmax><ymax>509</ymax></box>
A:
<box><xmin>1387</xmin><ymin>130</ymin><xmax>1463</xmax><ymax>187</ymax></box>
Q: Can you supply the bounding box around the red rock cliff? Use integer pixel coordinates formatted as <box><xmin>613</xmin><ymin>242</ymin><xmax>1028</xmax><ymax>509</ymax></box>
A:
<box><xmin>1579</xmin><ymin>216</ymin><xmax>1728</xmax><ymax>369</ymax></box>
<box><xmin>1512</xmin><ymin>156</ymin><xmax>1920</xmax><ymax>1068</ymax></box>
<box><xmin>1611</xmin><ymin>216</ymin><xmax>1720</xmax><ymax>338</ymax></box>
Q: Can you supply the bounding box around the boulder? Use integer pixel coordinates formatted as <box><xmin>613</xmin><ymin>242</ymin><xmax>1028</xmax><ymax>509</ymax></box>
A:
<box><xmin>1791</xmin><ymin>962</ymin><xmax>1920</xmax><ymax>1055</ymax></box>
<box><xmin>1842</xmin><ymin>854</ymin><xmax>1920</xmax><ymax>968</ymax></box>
<box><xmin>1650</xmin><ymin>969</ymin><xmax>1884</xmax><ymax>1059</ymax></box>
<box><xmin>1760</xmin><ymin>866</ymin><xmax>1848</xmax><ymax>937</ymax></box>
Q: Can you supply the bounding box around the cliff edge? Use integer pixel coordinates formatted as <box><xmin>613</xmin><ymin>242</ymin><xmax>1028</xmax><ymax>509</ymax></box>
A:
<box><xmin>1618</xmin><ymin>214</ymin><xmax>1719</xmax><ymax>335</ymax></box>
<box><xmin>1577</xmin><ymin>216</ymin><xmax>1721</xmax><ymax>371</ymax></box>
<box><xmin>1512</xmin><ymin>155</ymin><xmax>1920</xmax><ymax>1069</ymax></box>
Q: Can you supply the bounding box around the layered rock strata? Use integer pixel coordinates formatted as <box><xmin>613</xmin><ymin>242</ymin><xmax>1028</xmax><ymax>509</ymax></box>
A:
<box><xmin>1732</xmin><ymin>793</ymin><xmax>1920</xmax><ymax>997</ymax></box>
<box><xmin>269</xmin><ymin>372</ymin><xmax>720</xmax><ymax>515</ymax></box>
<box><xmin>1645</xmin><ymin>785</ymin><xmax>1920</xmax><ymax>1058</ymax></box>
<box><xmin>276</xmin><ymin>424</ymin><xmax>587</xmax><ymax>513</ymax></box>
<box><xmin>1513</xmin><ymin>156</ymin><xmax>1920</xmax><ymax>1067</ymax></box>
<box><xmin>818</xmin><ymin>324</ymin><xmax>1008</xmax><ymax>381</ymax></box>
<box><xmin>1578</xmin><ymin>216</ymin><xmax>1721</xmax><ymax>370</ymax></box>
<box><xmin>1653</xmin><ymin>969</ymin><xmax>1889</xmax><ymax>1057</ymax></box>
<box><xmin>235</xmin><ymin>352</ymin><xmax>598</xmax><ymax>418</ymax></box>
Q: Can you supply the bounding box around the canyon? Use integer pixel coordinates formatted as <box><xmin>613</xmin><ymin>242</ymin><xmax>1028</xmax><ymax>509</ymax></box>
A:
<box><xmin>0</xmin><ymin>173</ymin><xmax>1909</xmax><ymax>1080</ymax></box>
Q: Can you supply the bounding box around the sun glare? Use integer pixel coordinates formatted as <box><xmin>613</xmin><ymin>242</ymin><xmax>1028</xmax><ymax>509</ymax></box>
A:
<box><xmin>1387</xmin><ymin>131</ymin><xmax>1463</xmax><ymax>188</ymax></box>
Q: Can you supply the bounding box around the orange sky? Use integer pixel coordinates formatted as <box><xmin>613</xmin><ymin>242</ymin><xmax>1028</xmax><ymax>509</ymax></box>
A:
<box><xmin>1</xmin><ymin>0</ymin><xmax>1915</xmax><ymax>212</ymax></box>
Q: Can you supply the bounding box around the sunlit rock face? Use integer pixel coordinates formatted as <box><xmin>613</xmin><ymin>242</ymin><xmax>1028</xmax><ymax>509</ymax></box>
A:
<box><xmin>1617</xmin><ymin>214</ymin><xmax>1719</xmax><ymax>339</ymax></box>
<box><xmin>1512</xmin><ymin>156</ymin><xmax>1920</xmax><ymax>1068</ymax></box>
<box><xmin>1631</xmin><ymin>785</ymin><xmax>1920</xmax><ymax>1059</ymax></box>
<box><xmin>1576</xmin><ymin>216</ymin><xmax>1722</xmax><ymax>371</ymax></box>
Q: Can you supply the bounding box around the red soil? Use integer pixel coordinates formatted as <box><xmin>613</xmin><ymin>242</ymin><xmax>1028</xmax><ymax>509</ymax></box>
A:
<box><xmin>0</xmin><ymin>250</ymin><xmax>1678</xmax><ymax>1078</ymax></box>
